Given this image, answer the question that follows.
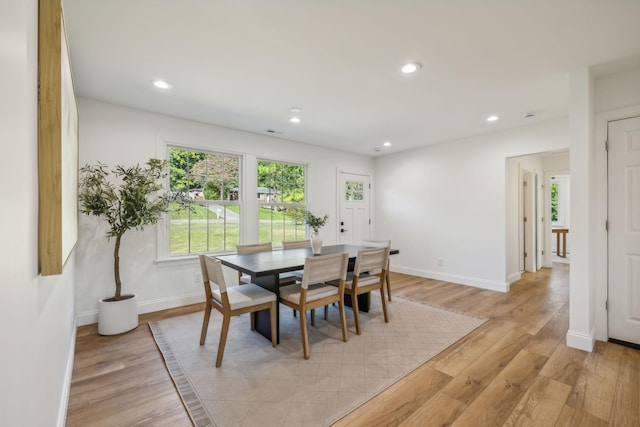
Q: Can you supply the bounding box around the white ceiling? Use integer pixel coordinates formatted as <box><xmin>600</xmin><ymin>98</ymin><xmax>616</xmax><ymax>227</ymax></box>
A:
<box><xmin>63</xmin><ymin>0</ymin><xmax>640</xmax><ymax>157</ymax></box>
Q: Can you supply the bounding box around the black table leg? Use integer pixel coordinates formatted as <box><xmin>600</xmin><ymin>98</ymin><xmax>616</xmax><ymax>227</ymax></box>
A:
<box><xmin>344</xmin><ymin>292</ymin><xmax>371</xmax><ymax>312</ymax></box>
<box><xmin>250</xmin><ymin>274</ymin><xmax>280</xmax><ymax>344</ymax></box>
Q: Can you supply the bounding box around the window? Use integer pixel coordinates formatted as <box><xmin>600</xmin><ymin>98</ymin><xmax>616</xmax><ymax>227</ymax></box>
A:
<box><xmin>257</xmin><ymin>160</ymin><xmax>306</xmax><ymax>244</ymax></box>
<box><xmin>550</xmin><ymin>174</ymin><xmax>569</xmax><ymax>227</ymax></box>
<box><xmin>168</xmin><ymin>147</ymin><xmax>240</xmax><ymax>254</ymax></box>
<box><xmin>550</xmin><ymin>182</ymin><xmax>559</xmax><ymax>222</ymax></box>
<box><xmin>345</xmin><ymin>180</ymin><xmax>364</xmax><ymax>201</ymax></box>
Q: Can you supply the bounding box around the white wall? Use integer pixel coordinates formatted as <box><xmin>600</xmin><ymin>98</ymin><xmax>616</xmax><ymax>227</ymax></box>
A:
<box><xmin>594</xmin><ymin>63</ymin><xmax>640</xmax><ymax>113</ymax></box>
<box><xmin>0</xmin><ymin>1</ymin><xmax>77</xmax><ymax>426</ymax></box>
<box><xmin>374</xmin><ymin>118</ymin><xmax>569</xmax><ymax>292</ymax></box>
<box><xmin>75</xmin><ymin>98</ymin><xmax>375</xmax><ymax>325</ymax></box>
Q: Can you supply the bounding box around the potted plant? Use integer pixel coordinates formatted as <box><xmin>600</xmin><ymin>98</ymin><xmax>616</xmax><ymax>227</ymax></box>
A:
<box><xmin>304</xmin><ymin>210</ymin><xmax>328</xmax><ymax>254</ymax></box>
<box><xmin>79</xmin><ymin>158</ymin><xmax>189</xmax><ymax>335</ymax></box>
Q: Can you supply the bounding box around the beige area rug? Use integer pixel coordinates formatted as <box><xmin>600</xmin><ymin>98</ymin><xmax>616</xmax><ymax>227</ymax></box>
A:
<box><xmin>149</xmin><ymin>292</ymin><xmax>486</xmax><ymax>427</ymax></box>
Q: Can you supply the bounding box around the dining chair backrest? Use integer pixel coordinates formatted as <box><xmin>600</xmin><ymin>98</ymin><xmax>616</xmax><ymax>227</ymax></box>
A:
<box><xmin>361</xmin><ymin>239</ymin><xmax>391</xmax><ymax>250</ymax></box>
<box><xmin>236</xmin><ymin>242</ymin><xmax>273</xmax><ymax>254</ymax></box>
<box><xmin>236</xmin><ymin>243</ymin><xmax>273</xmax><ymax>284</ymax></box>
<box><xmin>301</xmin><ymin>252</ymin><xmax>348</xmax><ymax>290</ymax></box>
<box><xmin>361</xmin><ymin>239</ymin><xmax>393</xmax><ymax>302</ymax></box>
<box><xmin>199</xmin><ymin>255</ymin><xmax>228</xmax><ymax>295</ymax></box>
<box><xmin>354</xmin><ymin>246</ymin><xmax>389</xmax><ymax>276</ymax></box>
<box><xmin>282</xmin><ymin>239</ymin><xmax>311</xmax><ymax>250</ymax></box>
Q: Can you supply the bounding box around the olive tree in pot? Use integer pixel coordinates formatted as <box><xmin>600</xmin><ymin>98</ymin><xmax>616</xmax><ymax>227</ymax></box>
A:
<box><xmin>79</xmin><ymin>159</ymin><xmax>189</xmax><ymax>335</ymax></box>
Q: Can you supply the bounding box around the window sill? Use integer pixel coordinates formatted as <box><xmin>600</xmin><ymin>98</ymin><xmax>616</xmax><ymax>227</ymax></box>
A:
<box><xmin>155</xmin><ymin>250</ymin><xmax>236</xmax><ymax>267</ymax></box>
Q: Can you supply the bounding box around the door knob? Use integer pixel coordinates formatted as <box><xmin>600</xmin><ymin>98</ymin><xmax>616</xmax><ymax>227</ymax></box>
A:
<box><xmin>341</xmin><ymin>228</ymin><xmax>348</xmax><ymax>233</ymax></box>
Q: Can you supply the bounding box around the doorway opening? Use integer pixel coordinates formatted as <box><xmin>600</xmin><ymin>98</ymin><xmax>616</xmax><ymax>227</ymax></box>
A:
<box><xmin>550</xmin><ymin>174</ymin><xmax>570</xmax><ymax>264</ymax></box>
<box><xmin>507</xmin><ymin>150</ymin><xmax>569</xmax><ymax>281</ymax></box>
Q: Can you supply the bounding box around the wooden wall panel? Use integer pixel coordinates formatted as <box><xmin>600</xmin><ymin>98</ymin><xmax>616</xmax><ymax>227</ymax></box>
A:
<box><xmin>38</xmin><ymin>0</ymin><xmax>78</xmax><ymax>275</ymax></box>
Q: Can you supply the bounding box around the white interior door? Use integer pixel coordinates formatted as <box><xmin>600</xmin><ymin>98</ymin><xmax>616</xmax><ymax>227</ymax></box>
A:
<box><xmin>608</xmin><ymin>116</ymin><xmax>640</xmax><ymax>345</ymax></box>
<box><xmin>536</xmin><ymin>173</ymin><xmax>544</xmax><ymax>270</ymax></box>
<box><xmin>338</xmin><ymin>172</ymin><xmax>370</xmax><ymax>245</ymax></box>
<box><xmin>521</xmin><ymin>170</ymin><xmax>534</xmax><ymax>272</ymax></box>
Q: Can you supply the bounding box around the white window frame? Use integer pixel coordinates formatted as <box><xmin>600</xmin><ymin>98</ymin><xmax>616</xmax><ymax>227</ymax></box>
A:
<box><xmin>256</xmin><ymin>157</ymin><xmax>308</xmax><ymax>247</ymax></box>
<box><xmin>156</xmin><ymin>140</ymin><xmax>244</xmax><ymax>261</ymax></box>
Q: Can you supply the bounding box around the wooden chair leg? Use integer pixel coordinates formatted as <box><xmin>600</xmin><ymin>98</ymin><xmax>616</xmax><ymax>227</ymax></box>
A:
<box><xmin>269</xmin><ymin>302</ymin><xmax>277</xmax><ymax>348</ymax></box>
<box><xmin>250</xmin><ymin>311</ymin><xmax>256</xmax><ymax>331</ymax></box>
<box><xmin>386</xmin><ymin>269</ymin><xmax>392</xmax><ymax>302</ymax></box>
<box><xmin>339</xmin><ymin>297</ymin><xmax>348</xmax><ymax>342</ymax></box>
<box><xmin>199</xmin><ymin>303</ymin><xmax>212</xmax><ymax>345</ymax></box>
<box><xmin>300</xmin><ymin>310</ymin><xmax>310</xmax><ymax>359</ymax></box>
<box><xmin>216</xmin><ymin>314</ymin><xmax>231</xmax><ymax>367</ymax></box>
<box><xmin>380</xmin><ymin>285</ymin><xmax>389</xmax><ymax>323</ymax></box>
<box><xmin>324</xmin><ymin>304</ymin><xmax>329</xmax><ymax>319</ymax></box>
<box><xmin>351</xmin><ymin>291</ymin><xmax>361</xmax><ymax>335</ymax></box>
<box><xmin>310</xmin><ymin>308</ymin><xmax>315</xmax><ymax>326</ymax></box>
<box><xmin>293</xmin><ymin>309</ymin><xmax>297</xmax><ymax>317</ymax></box>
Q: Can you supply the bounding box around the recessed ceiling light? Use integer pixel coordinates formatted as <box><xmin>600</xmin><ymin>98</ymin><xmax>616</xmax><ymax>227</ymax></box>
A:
<box><xmin>289</xmin><ymin>116</ymin><xmax>302</xmax><ymax>124</ymax></box>
<box><xmin>290</xmin><ymin>107</ymin><xmax>302</xmax><ymax>114</ymax></box>
<box><xmin>383</xmin><ymin>141</ymin><xmax>392</xmax><ymax>147</ymax></box>
<box><xmin>401</xmin><ymin>62</ymin><xmax>422</xmax><ymax>74</ymax></box>
<box><xmin>152</xmin><ymin>80</ymin><xmax>172</xmax><ymax>89</ymax></box>
<box><xmin>486</xmin><ymin>115</ymin><xmax>499</xmax><ymax>122</ymax></box>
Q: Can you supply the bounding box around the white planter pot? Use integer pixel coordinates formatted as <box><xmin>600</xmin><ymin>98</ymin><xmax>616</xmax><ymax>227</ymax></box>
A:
<box><xmin>98</xmin><ymin>294</ymin><xmax>139</xmax><ymax>335</ymax></box>
<box><xmin>310</xmin><ymin>232</ymin><xmax>323</xmax><ymax>254</ymax></box>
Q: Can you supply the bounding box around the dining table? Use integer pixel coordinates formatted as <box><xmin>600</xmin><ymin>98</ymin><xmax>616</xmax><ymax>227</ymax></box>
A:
<box><xmin>216</xmin><ymin>244</ymin><xmax>398</xmax><ymax>342</ymax></box>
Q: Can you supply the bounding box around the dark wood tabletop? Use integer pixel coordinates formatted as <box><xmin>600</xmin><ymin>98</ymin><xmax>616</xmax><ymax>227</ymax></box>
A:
<box><xmin>216</xmin><ymin>244</ymin><xmax>370</xmax><ymax>277</ymax></box>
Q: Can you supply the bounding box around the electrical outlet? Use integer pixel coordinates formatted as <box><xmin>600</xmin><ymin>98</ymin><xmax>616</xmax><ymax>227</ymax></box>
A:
<box><xmin>437</xmin><ymin>258</ymin><xmax>444</xmax><ymax>267</ymax></box>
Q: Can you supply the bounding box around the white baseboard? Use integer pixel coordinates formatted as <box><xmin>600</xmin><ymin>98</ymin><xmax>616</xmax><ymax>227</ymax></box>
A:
<box><xmin>392</xmin><ymin>265</ymin><xmax>510</xmax><ymax>292</ymax></box>
<box><xmin>76</xmin><ymin>292</ymin><xmax>205</xmax><ymax>326</ymax></box>
<box><xmin>566</xmin><ymin>326</ymin><xmax>596</xmax><ymax>352</ymax></box>
<box><xmin>507</xmin><ymin>272</ymin><xmax>522</xmax><ymax>285</ymax></box>
<box><xmin>57</xmin><ymin>317</ymin><xmax>77</xmax><ymax>427</ymax></box>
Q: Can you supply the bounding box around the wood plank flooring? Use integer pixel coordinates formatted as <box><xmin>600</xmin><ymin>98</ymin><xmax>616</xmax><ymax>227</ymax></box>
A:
<box><xmin>66</xmin><ymin>264</ymin><xmax>640</xmax><ymax>426</ymax></box>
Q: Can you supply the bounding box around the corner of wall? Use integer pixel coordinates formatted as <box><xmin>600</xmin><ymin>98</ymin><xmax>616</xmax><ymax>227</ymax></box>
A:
<box><xmin>566</xmin><ymin>326</ymin><xmax>595</xmax><ymax>352</ymax></box>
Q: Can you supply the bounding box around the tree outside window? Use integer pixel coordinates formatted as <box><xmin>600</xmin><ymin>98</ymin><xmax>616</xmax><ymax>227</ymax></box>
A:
<box><xmin>257</xmin><ymin>160</ymin><xmax>306</xmax><ymax>244</ymax></box>
<box><xmin>169</xmin><ymin>147</ymin><xmax>240</xmax><ymax>254</ymax></box>
<box><xmin>551</xmin><ymin>182</ymin><xmax>559</xmax><ymax>222</ymax></box>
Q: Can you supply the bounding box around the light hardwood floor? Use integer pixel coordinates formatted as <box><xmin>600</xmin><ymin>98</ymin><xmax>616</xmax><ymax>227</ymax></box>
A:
<box><xmin>66</xmin><ymin>263</ymin><xmax>640</xmax><ymax>426</ymax></box>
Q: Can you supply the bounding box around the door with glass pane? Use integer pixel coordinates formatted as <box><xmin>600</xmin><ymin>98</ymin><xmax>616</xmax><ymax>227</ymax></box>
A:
<box><xmin>338</xmin><ymin>172</ymin><xmax>370</xmax><ymax>244</ymax></box>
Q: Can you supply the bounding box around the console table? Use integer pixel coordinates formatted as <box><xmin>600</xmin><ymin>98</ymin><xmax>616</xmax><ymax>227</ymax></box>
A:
<box><xmin>552</xmin><ymin>228</ymin><xmax>569</xmax><ymax>258</ymax></box>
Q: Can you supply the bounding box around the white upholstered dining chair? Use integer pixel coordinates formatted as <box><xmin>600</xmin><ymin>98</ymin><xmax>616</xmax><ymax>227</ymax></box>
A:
<box><xmin>236</xmin><ymin>242</ymin><xmax>299</xmax><ymax>286</ymax></box>
<box><xmin>235</xmin><ymin>242</ymin><xmax>273</xmax><ymax>284</ymax></box>
<box><xmin>278</xmin><ymin>252</ymin><xmax>349</xmax><ymax>359</ymax></box>
<box><xmin>361</xmin><ymin>239</ymin><xmax>392</xmax><ymax>301</ymax></box>
<box><xmin>199</xmin><ymin>255</ymin><xmax>277</xmax><ymax>367</ymax></box>
<box><xmin>281</xmin><ymin>239</ymin><xmax>312</xmax><ymax>317</ymax></box>
<box><xmin>331</xmin><ymin>246</ymin><xmax>390</xmax><ymax>335</ymax></box>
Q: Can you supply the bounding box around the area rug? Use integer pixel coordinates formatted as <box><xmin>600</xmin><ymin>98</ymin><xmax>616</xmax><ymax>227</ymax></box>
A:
<box><xmin>149</xmin><ymin>293</ymin><xmax>486</xmax><ymax>427</ymax></box>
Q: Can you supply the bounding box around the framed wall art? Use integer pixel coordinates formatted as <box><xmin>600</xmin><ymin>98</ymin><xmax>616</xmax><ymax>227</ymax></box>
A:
<box><xmin>38</xmin><ymin>0</ymin><xmax>78</xmax><ymax>276</ymax></box>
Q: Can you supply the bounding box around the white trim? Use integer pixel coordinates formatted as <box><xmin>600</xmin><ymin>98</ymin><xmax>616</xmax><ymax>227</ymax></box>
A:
<box><xmin>507</xmin><ymin>272</ymin><xmax>522</xmax><ymax>284</ymax></box>
<box><xmin>393</xmin><ymin>265</ymin><xmax>510</xmax><ymax>292</ymax></box>
<box><xmin>566</xmin><ymin>326</ymin><xmax>596</xmax><ymax>352</ymax></box>
<box><xmin>336</xmin><ymin>169</ymin><xmax>373</xmax><ymax>243</ymax></box>
<box><xmin>594</xmin><ymin>105</ymin><xmax>640</xmax><ymax>342</ymax></box>
<box><xmin>57</xmin><ymin>317</ymin><xmax>77</xmax><ymax>427</ymax></box>
<box><xmin>76</xmin><ymin>292</ymin><xmax>205</xmax><ymax>326</ymax></box>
